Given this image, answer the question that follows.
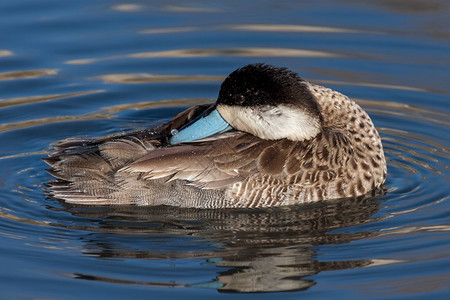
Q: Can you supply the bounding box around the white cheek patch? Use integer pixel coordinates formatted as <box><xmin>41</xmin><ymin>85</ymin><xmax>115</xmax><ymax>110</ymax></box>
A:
<box><xmin>217</xmin><ymin>104</ymin><xmax>321</xmax><ymax>141</ymax></box>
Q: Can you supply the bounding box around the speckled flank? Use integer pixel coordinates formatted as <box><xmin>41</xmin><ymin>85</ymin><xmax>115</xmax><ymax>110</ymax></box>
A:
<box><xmin>220</xmin><ymin>83</ymin><xmax>387</xmax><ymax>208</ymax></box>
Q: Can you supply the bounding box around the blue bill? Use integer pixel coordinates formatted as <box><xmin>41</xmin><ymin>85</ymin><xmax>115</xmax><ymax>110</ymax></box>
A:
<box><xmin>169</xmin><ymin>109</ymin><xmax>233</xmax><ymax>144</ymax></box>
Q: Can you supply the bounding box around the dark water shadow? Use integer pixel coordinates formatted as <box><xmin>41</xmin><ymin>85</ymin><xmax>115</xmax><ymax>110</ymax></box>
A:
<box><xmin>49</xmin><ymin>188</ymin><xmax>386</xmax><ymax>293</ymax></box>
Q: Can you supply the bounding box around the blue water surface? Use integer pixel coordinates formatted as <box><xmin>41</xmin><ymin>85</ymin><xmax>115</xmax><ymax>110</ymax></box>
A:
<box><xmin>0</xmin><ymin>0</ymin><xmax>449</xmax><ymax>299</ymax></box>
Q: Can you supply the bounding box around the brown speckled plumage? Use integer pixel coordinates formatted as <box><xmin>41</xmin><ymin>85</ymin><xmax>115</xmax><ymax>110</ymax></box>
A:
<box><xmin>44</xmin><ymin>64</ymin><xmax>386</xmax><ymax>208</ymax></box>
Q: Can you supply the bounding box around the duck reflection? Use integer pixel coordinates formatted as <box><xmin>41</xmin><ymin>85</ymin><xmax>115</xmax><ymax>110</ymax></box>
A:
<box><xmin>57</xmin><ymin>189</ymin><xmax>385</xmax><ymax>293</ymax></box>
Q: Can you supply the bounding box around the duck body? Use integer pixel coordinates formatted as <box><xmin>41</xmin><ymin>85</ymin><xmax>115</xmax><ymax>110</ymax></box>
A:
<box><xmin>45</xmin><ymin>64</ymin><xmax>386</xmax><ymax>208</ymax></box>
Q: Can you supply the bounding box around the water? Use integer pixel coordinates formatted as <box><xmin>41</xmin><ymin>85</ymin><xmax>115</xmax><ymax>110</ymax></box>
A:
<box><xmin>0</xmin><ymin>0</ymin><xmax>449</xmax><ymax>298</ymax></box>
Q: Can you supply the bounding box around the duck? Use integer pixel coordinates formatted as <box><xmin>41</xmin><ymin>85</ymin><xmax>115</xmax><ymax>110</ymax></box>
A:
<box><xmin>44</xmin><ymin>63</ymin><xmax>387</xmax><ymax>208</ymax></box>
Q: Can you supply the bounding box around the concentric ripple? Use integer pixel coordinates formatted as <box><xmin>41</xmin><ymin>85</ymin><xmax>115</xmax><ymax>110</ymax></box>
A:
<box><xmin>0</xmin><ymin>87</ymin><xmax>448</xmax><ymax>292</ymax></box>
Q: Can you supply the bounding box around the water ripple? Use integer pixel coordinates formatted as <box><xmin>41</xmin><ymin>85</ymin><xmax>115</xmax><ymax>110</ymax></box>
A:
<box><xmin>0</xmin><ymin>50</ymin><xmax>13</xmax><ymax>57</ymax></box>
<box><xmin>0</xmin><ymin>90</ymin><xmax>104</xmax><ymax>109</ymax></box>
<box><xmin>66</xmin><ymin>47</ymin><xmax>340</xmax><ymax>64</ymax></box>
<box><xmin>111</xmin><ymin>4</ymin><xmax>143</xmax><ymax>12</ymax></box>
<box><xmin>94</xmin><ymin>73</ymin><xmax>224</xmax><ymax>84</ymax></box>
<box><xmin>0</xmin><ymin>98</ymin><xmax>212</xmax><ymax>133</ymax></box>
<box><xmin>162</xmin><ymin>5</ymin><xmax>223</xmax><ymax>13</ymax></box>
<box><xmin>0</xmin><ymin>69</ymin><xmax>58</xmax><ymax>81</ymax></box>
<box><xmin>139</xmin><ymin>24</ymin><xmax>370</xmax><ymax>35</ymax></box>
<box><xmin>229</xmin><ymin>24</ymin><xmax>366</xmax><ymax>34</ymax></box>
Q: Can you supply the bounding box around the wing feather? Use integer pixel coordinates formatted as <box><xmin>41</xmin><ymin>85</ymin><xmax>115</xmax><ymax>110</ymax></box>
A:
<box><xmin>117</xmin><ymin>129</ymin><xmax>349</xmax><ymax>189</ymax></box>
<box><xmin>119</xmin><ymin>132</ymin><xmax>268</xmax><ymax>188</ymax></box>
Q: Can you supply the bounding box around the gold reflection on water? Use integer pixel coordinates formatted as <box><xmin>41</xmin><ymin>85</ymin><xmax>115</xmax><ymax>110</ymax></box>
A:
<box><xmin>0</xmin><ymin>90</ymin><xmax>104</xmax><ymax>109</ymax></box>
<box><xmin>139</xmin><ymin>27</ymin><xmax>197</xmax><ymax>34</ymax></box>
<box><xmin>0</xmin><ymin>115</ymin><xmax>108</xmax><ymax>134</ymax></box>
<box><xmin>111</xmin><ymin>4</ymin><xmax>143</xmax><ymax>12</ymax></box>
<box><xmin>100</xmin><ymin>98</ymin><xmax>213</xmax><ymax>114</ymax></box>
<box><xmin>0</xmin><ymin>69</ymin><xmax>58</xmax><ymax>81</ymax></box>
<box><xmin>95</xmin><ymin>73</ymin><xmax>223</xmax><ymax>84</ymax></box>
<box><xmin>366</xmin><ymin>259</ymin><xmax>404</xmax><ymax>267</ymax></box>
<box><xmin>162</xmin><ymin>5</ymin><xmax>223</xmax><ymax>13</ymax></box>
<box><xmin>25</xmin><ymin>243</ymin><xmax>62</xmax><ymax>250</ymax></box>
<box><xmin>0</xmin><ymin>231</ymin><xmax>26</xmax><ymax>240</ymax></box>
<box><xmin>310</xmin><ymin>67</ymin><xmax>448</xmax><ymax>94</ymax></box>
<box><xmin>65</xmin><ymin>58</ymin><xmax>98</xmax><ymax>65</ymax></box>
<box><xmin>381</xmin><ymin>223</ymin><xmax>450</xmax><ymax>235</ymax></box>
<box><xmin>0</xmin><ymin>98</ymin><xmax>213</xmax><ymax>133</ymax></box>
<box><xmin>130</xmin><ymin>48</ymin><xmax>340</xmax><ymax>58</ymax></box>
<box><xmin>65</xmin><ymin>47</ymin><xmax>340</xmax><ymax>64</ymax></box>
<box><xmin>0</xmin><ymin>150</ymin><xmax>48</xmax><ymax>161</ymax></box>
<box><xmin>358</xmin><ymin>98</ymin><xmax>450</xmax><ymax>128</ymax></box>
<box><xmin>229</xmin><ymin>24</ymin><xmax>363</xmax><ymax>34</ymax></box>
<box><xmin>316</xmin><ymin>79</ymin><xmax>428</xmax><ymax>93</ymax></box>
<box><xmin>0</xmin><ymin>50</ymin><xmax>13</xmax><ymax>57</ymax></box>
<box><xmin>139</xmin><ymin>24</ymin><xmax>369</xmax><ymax>35</ymax></box>
<box><xmin>0</xmin><ymin>208</ymin><xmax>51</xmax><ymax>227</ymax></box>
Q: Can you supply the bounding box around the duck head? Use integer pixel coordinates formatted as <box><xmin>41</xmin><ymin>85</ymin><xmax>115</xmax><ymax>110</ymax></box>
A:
<box><xmin>170</xmin><ymin>64</ymin><xmax>323</xmax><ymax>144</ymax></box>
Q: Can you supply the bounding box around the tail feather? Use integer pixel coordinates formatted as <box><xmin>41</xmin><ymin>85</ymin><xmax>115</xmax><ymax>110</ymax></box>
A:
<box><xmin>44</xmin><ymin>131</ymin><xmax>162</xmax><ymax>205</ymax></box>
